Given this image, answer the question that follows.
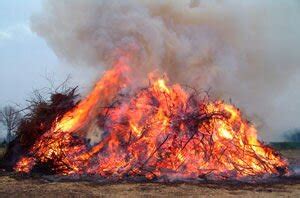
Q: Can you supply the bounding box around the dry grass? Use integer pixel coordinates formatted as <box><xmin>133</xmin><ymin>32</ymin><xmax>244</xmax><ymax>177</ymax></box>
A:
<box><xmin>0</xmin><ymin>177</ymin><xmax>299</xmax><ymax>198</ymax></box>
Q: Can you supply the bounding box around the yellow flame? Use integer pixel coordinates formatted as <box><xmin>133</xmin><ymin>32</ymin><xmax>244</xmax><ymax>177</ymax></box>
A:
<box><xmin>130</xmin><ymin>122</ymin><xmax>142</xmax><ymax>137</ymax></box>
<box><xmin>153</xmin><ymin>79</ymin><xmax>170</xmax><ymax>94</ymax></box>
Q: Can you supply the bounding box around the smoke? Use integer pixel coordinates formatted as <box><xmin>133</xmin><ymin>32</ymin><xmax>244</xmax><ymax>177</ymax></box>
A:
<box><xmin>31</xmin><ymin>0</ymin><xmax>300</xmax><ymax>141</ymax></box>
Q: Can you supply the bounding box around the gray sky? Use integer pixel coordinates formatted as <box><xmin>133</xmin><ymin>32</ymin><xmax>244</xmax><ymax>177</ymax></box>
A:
<box><xmin>0</xmin><ymin>0</ymin><xmax>99</xmax><ymax>106</ymax></box>
<box><xmin>0</xmin><ymin>0</ymin><xmax>98</xmax><ymax>138</ymax></box>
<box><xmin>0</xmin><ymin>0</ymin><xmax>56</xmax><ymax>105</ymax></box>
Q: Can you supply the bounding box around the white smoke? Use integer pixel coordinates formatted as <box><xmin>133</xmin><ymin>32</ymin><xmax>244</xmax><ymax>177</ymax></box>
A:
<box><xmin>31</xmin><ymin>0</ymin><xmax>300</xmax><ymax>141</ymax></box>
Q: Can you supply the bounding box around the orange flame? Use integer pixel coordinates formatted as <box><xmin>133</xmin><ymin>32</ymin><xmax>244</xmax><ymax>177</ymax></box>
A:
<box><xmin>15</xmin><ymin>60</ymin><xmax>288</xmax><ymax>181</ymax></box>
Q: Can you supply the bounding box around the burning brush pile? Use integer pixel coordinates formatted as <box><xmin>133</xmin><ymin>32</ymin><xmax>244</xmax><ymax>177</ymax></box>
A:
<box><xmin>8</xmin><ymin>57</ymin><xmax>288</xmax><ymax>182</ymax></box>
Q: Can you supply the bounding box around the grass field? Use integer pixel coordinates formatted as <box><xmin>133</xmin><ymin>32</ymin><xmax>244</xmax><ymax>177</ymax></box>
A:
<box><xmin>0</xmin><ymin>148</ymin><xmax>299</xmax><ymax>197</ymax></box>
<box><xmin>0</xmin><ymin>177</ymin><xmax>299</xmax><ymax>197</ymax></box>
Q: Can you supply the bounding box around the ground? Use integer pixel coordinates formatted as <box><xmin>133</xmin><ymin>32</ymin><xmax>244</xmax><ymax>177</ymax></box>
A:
<box><xmin>0</xmin><ymin>177</ymin><xmax>299</xmax><ymax>197</ymax></box>
<box><xmin>0</xmin><ymin>149</ymin><xmax>299</xmax><ymax>197</ymax></box>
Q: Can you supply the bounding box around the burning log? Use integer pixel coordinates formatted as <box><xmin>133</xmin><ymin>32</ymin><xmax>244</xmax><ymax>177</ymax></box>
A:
<box><xmin>9</xmin><ymin>59</ymin><xmax>289</xmax><ymax>182</ymax></box>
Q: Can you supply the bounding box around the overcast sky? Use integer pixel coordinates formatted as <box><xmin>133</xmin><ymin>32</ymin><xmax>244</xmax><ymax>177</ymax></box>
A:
<box><xmin>0</xmin><ymin>0</ymin><xmax>99</xmax><ymax>138</ymax></box>
<box><xmin>0</xmin><ymin>0</ymin><xmax>98</xmax><ymax>108</ymax></box>
<box><xmin>0</xmin><ymin>0</ymin><xmax>53</xmax><ymax>104</ymax></box>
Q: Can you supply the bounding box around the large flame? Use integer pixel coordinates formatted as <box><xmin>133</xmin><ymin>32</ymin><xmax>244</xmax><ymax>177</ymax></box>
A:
<box><xmin>15</xmin><ymin>59</ymin><xmax>288</xmax><ymax>181</ymax></box>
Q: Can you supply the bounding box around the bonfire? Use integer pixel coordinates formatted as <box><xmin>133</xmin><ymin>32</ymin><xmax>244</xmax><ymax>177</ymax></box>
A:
<box><xmin>14</xmin><ymin>57</ymin><xmax>289</xmax><ymax>181</ymax></box>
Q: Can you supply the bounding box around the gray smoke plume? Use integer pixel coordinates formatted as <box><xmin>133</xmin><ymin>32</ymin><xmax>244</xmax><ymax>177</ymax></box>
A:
<box><xmin>31</xmin><ymin>0</ymin><xmax>300</xmax><ymax>141</ymax></box>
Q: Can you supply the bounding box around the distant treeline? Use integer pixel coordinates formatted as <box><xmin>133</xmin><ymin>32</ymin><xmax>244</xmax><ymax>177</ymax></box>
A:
<box><xmin>284</xmin><ymin>128</ymin><xmax>300</xmax><ymax>142</ymax></box>
<box><xmin>270</xmin><ymin>142</ymin><xmax>300</xmax><ymax>150</ymax></box>
<box><xmin>0</xmin><ymin>140</ymin><xmax>7</xmax><ymax>148</ymax></box>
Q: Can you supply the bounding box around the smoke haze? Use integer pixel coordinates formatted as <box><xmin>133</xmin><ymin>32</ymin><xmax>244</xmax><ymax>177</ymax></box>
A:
<box><xmin>31</xmin><ymin>0</ymin><xmax>300</xmax><ymax>141</ymax></box>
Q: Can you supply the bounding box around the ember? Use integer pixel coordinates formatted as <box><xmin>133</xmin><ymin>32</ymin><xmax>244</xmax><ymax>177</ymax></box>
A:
<box><xmin>15</xmin><ymin>58</ymin><xmax>289</xmax><ymax>181</ymax></box>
